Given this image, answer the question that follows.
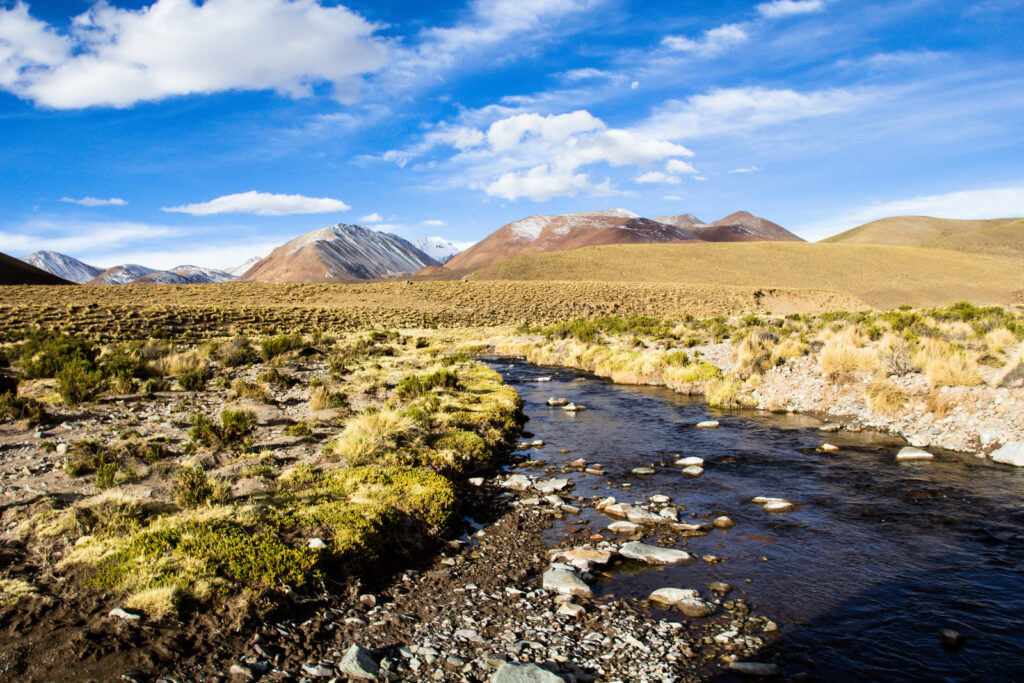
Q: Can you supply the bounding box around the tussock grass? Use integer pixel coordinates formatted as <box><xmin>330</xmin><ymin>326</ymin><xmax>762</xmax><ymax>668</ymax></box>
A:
<box><xmin>325</xmin><ymin>409</ymin><xmax>417</xmax><ymax>466</ymax></box>
<box><xmin>866</xmin><ymin>378</ymin><xmax>908</xmax><ymax>414</ymax></box>
<box><xmin>820</xmin><ymin>329</ymin><xmax>878</xmax><ymax>378</ymax></box>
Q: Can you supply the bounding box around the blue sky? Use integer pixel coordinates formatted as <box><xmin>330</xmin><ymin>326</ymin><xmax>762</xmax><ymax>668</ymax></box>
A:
<box><xmin>1</xmin><ymin>0</ymin><xmax>1023</xmax><ymax>269</ymax></box>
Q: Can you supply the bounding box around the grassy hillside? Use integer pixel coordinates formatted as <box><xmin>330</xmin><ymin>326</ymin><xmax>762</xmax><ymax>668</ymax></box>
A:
<box><xmin>822</xmin><ymin>215</ymin><xmax>1024</xmax><ymax>259</ymax></box>
<box><xmin>469</xmin><ymin>242</ymin><xmax>1024</xmax><ymax>309</ymax></box>
<box><xmin>0</xmin><ymin>252</ymin><xmax>71</xmax><ymax>285</ymax></box>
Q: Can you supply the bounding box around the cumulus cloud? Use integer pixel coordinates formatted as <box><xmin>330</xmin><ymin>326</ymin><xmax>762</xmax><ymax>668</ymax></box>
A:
<box><xmin>487</xmin><ymin>165</ymin><xmax>610</xmax><ymax>202</ymax></box>
<box><xmin>0</xmin><ymin>0</ymin><xmax>388</xmax><ymax>108</ymax></box>
<box><xmin>661</xmin><ymin>195</ymin><xmax>683</xmax><ymax>201</ymax></box>
<box><xmin>756</xmin><ymin>0</ymin><xmax>825</xmax><ymax>19</ymax></box>
<box><xmin>634</xmin><ymin>171</ymin><xmax>679</xmax><ymax>185</ymax></box>
<box><xmin>59</xmin><ymin>196</ymin><xmax>127</xmax><ymax>206</ymax></box>
<box><xmin>640</xmin><ymin>86</ymin><xmax>869</xmax><ymax>140</ymax></box>
<box><xmin>486</xmin><ymin>110</ymin><xmax>604</xmax><ymax>152</ymax></box>
<box><xmin>662</xmin><ymin>23</ymin><xmax>748</xmax><ymax>56</ymax></box>
<box><xmin>162</xmin><ymin>191</ymin><xmax>350</xmax><ymax>216</ymax></box>
<box><xmin>666</xmin><ymin>159</ymin><xmax>698</xmax><ymax>175</ymax></box>
<box><xmin>800</xmin><ymin>184</ymin><xmax>1024</xmax><ymax>239</ymax></box>
<box><xmin>360</xmin><ymin>212</ymin><xmax>384</xmax><ymax>223</ymax></box>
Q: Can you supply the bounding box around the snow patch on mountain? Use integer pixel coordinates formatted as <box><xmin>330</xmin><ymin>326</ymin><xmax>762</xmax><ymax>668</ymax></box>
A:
<box><xmin>23</xmin><ymin>251</ymin><xmax>102</xmax><ymax>284</ymax></box>
<box><xmin>412</xmin><ymin>237</ymin><xmax>462</xmax><ymax>264</ymax></box>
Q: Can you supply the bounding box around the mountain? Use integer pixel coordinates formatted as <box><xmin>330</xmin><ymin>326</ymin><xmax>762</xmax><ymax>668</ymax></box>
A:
<box><xmin>442</xmin><ymin>209</ymin><xmax>701</xmax><ymax>273</ymax></box>
<box><xmin>657</xmin><ymin>211</ymin><xmax>805</xmax><ymax>242</ymax></box>
<box><xmin>823</xmin><ymin>215</ymin><xmax>1024</xmax><ymax>259</ymax></box>
<box><xmin>88</xmin><ymin>264</ymin><xmax>155</xmax><ymax>285</ymax></box>
<box><xmin>227</xmin><ymin>257</ymin><xmax>262</xmax><ymax>277</ymax></box>
<box><xmin>168</xmin><ymin>265</ymin><xmax>236</xmax><ymax>283</ymax></box>
<box><xmin>23</xmin><ymin>250</ymin><xmax>103</xmax><ymax>284</ymax></box>
<box><xmin>239</xmin><ymin>223</ymin><xmax>439</xmax><ymax>283</ymax></box>
<box><xmin>413</xmin><ymin>237</ymin><xmax>462</xmax><ymax>264</ymax></box>
<box><xmin>2</xmin><ymin>251</ymin><xmax>72</xmax><ymax>285</ymax></box>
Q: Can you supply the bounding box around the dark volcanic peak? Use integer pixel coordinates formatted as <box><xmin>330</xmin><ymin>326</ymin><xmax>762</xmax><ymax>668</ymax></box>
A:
<box><xmin>2</xmin><ymin>251</ymin><xmax>72</xmax><ymax>285</ymax></box>
<box><xmin>240</xmin><ymin>223</ymin><xmax>440</xmax><ymax>283</ymax></box>
<box><xmin>444</xmin><ymin>209</ymin><xmax>701</xmax><ymax>272</ymax></box>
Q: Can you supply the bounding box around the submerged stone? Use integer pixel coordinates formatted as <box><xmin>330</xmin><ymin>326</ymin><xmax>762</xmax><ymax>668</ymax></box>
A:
<box><xmin>619</xmin><ymin>541</ymin><xmax>693</xmax><ymax>565</ymax></box>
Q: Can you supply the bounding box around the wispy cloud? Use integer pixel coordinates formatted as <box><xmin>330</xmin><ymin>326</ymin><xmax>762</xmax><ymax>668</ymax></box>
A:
<box><xmin>634</xmin><ymin>171</ymin><xmax>680</xmax><ymax>184</ymax></box>
<box><xmin>162</xmin><ymin>191</ymin><xmax>350</xmax><ymax>216</ymax></box>
<box><xmin>422</xmin><ymin>219</ymin><xmax>445</xmax><ymax>226</ymax></box>
<box><xmin>0</xmin><ymin>220</ymin><xmax>180</xmax><ymax>258</ymax></box>
<box><xmin>360</xmin><ymin>212</ymin><xmax>384</xmax><ymax>223</ymax></box>
<box><xmin>756</xmin><ymin>0</ymin><xmax>826</xmax><ymax>20</ymax></box>
<box><xmin>59</xmin><ymin>196</ymin><xmax>127</xmax><ymax>207</ymax></box>
<box><xmin>0</xmin><ymin>0</ymin><xmax>388</xmax><ymax>109</ymax></box>
<box><xmin>662</xmin><ymin>24</ymin><xmax>748</xmax><ymax>56</ymax></box>
<box><xmin>728</xmin><ymin>166</ymin><xmax>761</xmax><ymax>174</ymax></box>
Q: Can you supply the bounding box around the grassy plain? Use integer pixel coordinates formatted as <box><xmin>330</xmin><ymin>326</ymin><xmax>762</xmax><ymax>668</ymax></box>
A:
<box><xmin>822</xmin><ymin>215</ymin><xmax>1024</xmax><ymax>259</ymax></box>
<box><xmin>470</xmin><ymin>242</ymin><xmax>1024</xmax><ymax>308</ymax></box>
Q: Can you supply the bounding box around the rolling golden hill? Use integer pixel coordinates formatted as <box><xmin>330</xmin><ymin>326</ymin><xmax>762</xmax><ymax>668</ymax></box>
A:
<box><xmin>822</xmin><ymin>215</ymin><xmax>1024</xmax><ymax>259</ymax></box>
<box><xmin>469</xmin><ymin>241</ymin><xmax>1024</xmax><ymax>309</ymax></box>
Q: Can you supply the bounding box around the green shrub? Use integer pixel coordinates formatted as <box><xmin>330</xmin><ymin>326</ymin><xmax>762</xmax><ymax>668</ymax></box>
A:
<box><xmin>230</xmin><ymin>378</ymin><xmax>271</xmax><ymax>403</ymax></box>
<box><xmin>258</xmin><ymin>368</ymin><xmax>296</xmax><ymax>389</ymax></box>
<box><xmin>173</xmin><ymin>466</ymin><xmax>214</xmax><ymax>508</ymax></box>
<box><xmin>0</xmin><ymin>393</ymin><xmax>48</xmax><ymax>427</ymax></box>
<box><xmin>309</xmin><ymin>386</ymin><xmax>348</xmax><ymax>411</ymax></box>
<box><xmin>57</xmin><ymin>358</ymin><xmax>105</xmax><ymax>406</ymax></box>
<box><xmin>396</xmin><ymin>369</ymin><xmax>460</xmax><ymax>399</ymax></box>
<box><xmin>18</xmin><ymin>331</ymin><xmax>97</xmax><ymax>379</ymax></box>
<box><xmin>284</xmin><ymin>422</ymin><xmax>313</xmax><ymax>438</ymax></box>
<box><xmin>179</xmin><ymin>366</ymin><xmax>211</xmax><ymax>391</ymax></box>
<box><xmin>219</xmin><ymin>336</ymin><xmax>256</xmax><ymax>367</ymax></box>
<box><xmin>143</xmin><ymin>377</ymin><xmax>171</xmax><ymax>395</ymax></box>
<box><xmin>188</xmin><ymin>410</ymin><xmax>256</xmax><ymax>452</ymax></box>
<box><xmin>260</xmin><ymin>334</ymin><xmax>302</xmax><ymax>360</ymax></box>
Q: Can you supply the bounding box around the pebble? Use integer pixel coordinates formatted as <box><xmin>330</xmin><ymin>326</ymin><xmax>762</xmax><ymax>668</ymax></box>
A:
<box><xmin>819</xmin><ymin>423</ymin><xmax>841</xmax><ymax>432</ymax></box>
<box><xmin>338</xmin><ymin>643</ymin><xmax>380</xmax><ymax>679</ymax></box>
<box><xmin>607</xmin><ymin>521</ymin><xmax>642</xmax><ymax>535</ymax></box>
<box><xmin>491</xmin><ymin>662</ymin><xmax>565</xmax><ymax>682</ymax></box>
<box><xmin>675</xmin><ymin>456</ymin><xmax>704</xmax><ymax>467</ymax></box>
<box><xmin>712</xmin><ymin>516</ymin><xmax>735</xmax><ymax>529</ymax></box>
<box><xmin>108</xmin><ymin>608</ymin><xmax>141</xmax><ymax>621</ymax></box>
<box><xmin>696</xmin><ymin>420</ymin><xmax>720</xmax><ymax>429</ymax></box>
<box><xmin>682</xmin><ymin>465</ymin><xmax>704</xmax><ymax>477</ymax></box>
<box><xmin>896</xmin><ymin>446</ymin><xmax>934</xmax><ymax>461</ymax></box>
<box><xmin>631</xmin><ymin>467</ymin><xmax>656</xmax><ymax>475</ymax></box>
<box><xmin>619</xmin><ymin>541</ymin><xmax>693</xmax><ymax>565</ymax></box>
<box><xmin>300</xmin><ymin>662</ymin><xmax>334</xmax><ymax>678</ymax></box>
<box><xmin>819</xmin><ymin>443</ymin><xmax>839</xmax><ymax>452</ymax></box>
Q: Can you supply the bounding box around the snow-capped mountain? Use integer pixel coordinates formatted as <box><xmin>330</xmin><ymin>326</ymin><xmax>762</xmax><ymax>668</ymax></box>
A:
<box><xmin>240</xmin><ymin>223</ymin><xmax>440</xmax><ymax>282</ymax></box>
<box><xmin>412</xmin><ymin>237</ymin><xmax>462</xmax><ymax>264</ymax></box>
<box><xmin>89</xmin><ymin>264</ymin><xmax>156</xmax><ymax>285</ymax></box>
<box><xmin>227</xmin><ymin>257</ymin><xmax>262</xmax><ymax>277</ymax></box>
<box><xmin>169</xmin><ymin>265</ymin><xmax>236</xmax><ymax>283</ymax></box>
<box><xmin>23</xmin><ymin>250</ymin><xmax>103</xmax><ymax>284</ymax></box>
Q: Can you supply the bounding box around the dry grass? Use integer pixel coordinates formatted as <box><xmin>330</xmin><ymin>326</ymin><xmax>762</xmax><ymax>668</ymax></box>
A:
<box><xmin>926</xmin><ymin>389</ymin><xmax>955</xmax><ymax>418</ymax></box>
<box><xmin>819</xmin><ymin>329</ymin><xmax>877</xmax><ymax>377</ymax></box>
<box><xmin>229</xmin><ymin>378</ymin><xmax>272</xmax><ymax>403</ymax></box>
<box><xmin>866</xmin><ymin>378</ymin><xmax>908</xmax><ymax>414</ymax></box>
<box><xmin>153</xmin><ymin>349</ymin><xmax>203</xmax><ymax>376</ymax></box>
<box><xmin>985</xmin><ymin>328</ymin><xmax>1019</xmax><ymax>357</ymax></box>
<box><xmin>913</xmin><ymin>338</ymin><xmax>983</xmax><ymax>387</ymax></box>
<box><xmin>325</xmin><ymin>408</ymin><xmax>417</xmax><ymax>465</ymax></box>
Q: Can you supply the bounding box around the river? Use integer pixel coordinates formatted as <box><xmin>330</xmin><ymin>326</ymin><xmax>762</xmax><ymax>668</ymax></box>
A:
<box><xmin>488</xmin><ymin>358</ymin><xmax>1024</xmax><ymax>682</ymax></box>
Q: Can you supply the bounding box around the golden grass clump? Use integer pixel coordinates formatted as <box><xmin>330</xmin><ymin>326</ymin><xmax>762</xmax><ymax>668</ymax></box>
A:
<box><xmin>734</xmin><ymin>329</ymin><xmax>778</xmax><ymax>376</ymax></box>
<box><xmin>0</xmin><ymin>578</ymin><xmax>38</xmax><ymax>607</ymax></box>
<box><xmin>866</xmin><ymin>378</ymin><xmax>908</xmax><ymax>415</ymax></box>
<box><xmin>230</xmin><ymin>378</ymin><xmax>272</xmax><ymax>403</ymax></box>
<box><xmin>326</xmin><ymin>408</ymin><xmax>417</xmax><ymax>465</ymax></box>
<box><xmin>984</xmin><ymin>327</ymin><xmax>1019</xmax><ymax>357</ymax></box>
<box><xmin>913</xmin><ymin>338</ymin><xmax>983</xmax><ymax>387</ymax></box>
<box><xmin>926</xmin><ymin>389</ymin><xmax>955</xmax><ymax>418</ymax></box>
<box><xmin>153</xmin><ymin>349</ymin><xmax>205</xmax><ymax>376</ymax></box>
<box><xmin>819</xmin><ymin>328</ymin><xmax>877</xmax><ymax>377</ymax></box>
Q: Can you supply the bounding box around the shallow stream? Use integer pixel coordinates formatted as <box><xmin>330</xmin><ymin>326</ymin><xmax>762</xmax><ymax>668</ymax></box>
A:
<box><xmin>488</xmin><ymin>358</ymin><xmax>1024</xmax><ymax>681</ymax></box>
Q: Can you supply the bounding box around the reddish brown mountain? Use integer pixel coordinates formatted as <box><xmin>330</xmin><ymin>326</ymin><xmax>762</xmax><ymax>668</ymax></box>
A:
<box><xmin>658</xmin><ymin>211</ymin><xmax>804</xmax><ymax>242</ymax></box>
<box><xmin>442</xmin><ymin>209</ymin><xmax>700</xmax><ymax>273</ymax></box>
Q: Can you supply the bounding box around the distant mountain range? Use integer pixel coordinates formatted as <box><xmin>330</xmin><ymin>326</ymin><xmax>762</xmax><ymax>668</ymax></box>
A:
<box><xmin>439</xmin><ymin>208</ymin><xmax>803</xmax><ymax>274</ymax></box>
<box><xmin>23</xmin><ymin>250</ymin><xmax>238</xmax><ymax>285</ymax></box>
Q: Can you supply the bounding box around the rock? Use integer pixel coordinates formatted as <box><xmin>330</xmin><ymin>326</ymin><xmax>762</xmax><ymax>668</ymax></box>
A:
<box><xmin>557</xmin><ymin>547</ymin><xmax>614</xmax><ymax>570</ymax></box>
<box><xmin>682</xmin><ymin>465</ymin><xmax>704</xmax><ymax>476</ymax></box>
<box><xmin>455</xmin><ymin>628</ymin><xmax>485</xmax><ymax>643</ymax></box>
<box><xmin>896</xmin><ymin>446</ymin><xmax>934</xmax><ymax>461</ymax></box>
<box><xmin>753</xmin><ymin>496</ymin><xmax>796</xmax><ymax>513</ymax></box>
<box><xmin>585</xmin><ymin>467</ymin><xmax>605</xmax><ymax>476</ymax></box>
<box><xmin>650</xmin><ymin>494</ymin><xmax>670</xmax><ymax>503</ymax></box>
<box><xmin>625</xmin><ymin>506</ymin><xmax>666</xmax><ymax>526</ymax></box>
<box><xmin>631</xmin><ymin>466</ymin><xmax>656</xmax><ymax>475</ymax></box>
<box><xmin>556</xmin><ymin>602</ymin><xmax>585</xmax><ymax>617</ymax></box>
<box><xmin>501</xmin><ymin>474</ymin><xmax>532</xmax><ymax>491</ymax></box>
<box><xmin>677</xmin><ymin>597</ymin><xmax>718</xmax><ymax>618</ymax></box>
<box><xmin>339</xmin><ymin>643</ymin><xmax>380</xmax><ymax>679</ymax></box>
<box><xmin>713</xmin><ymin>516</ymin><xmax>735</xmax><ymax>529</ymax></box>
<box><xmin>658</xmin><ymin>508</ymin><xmax>678</xmax><ymax>521</ymax></box>
<box><xmin>108</xmin><ymin>607</ymin><xmax>141</xmax><ymax>621</ymax></box>
<box><xmin>648</xmin><ymin>587</ymin><xmax>699</xmax><ymax>605</ymax></box>
<box><xmin>301</xmin><ymin>662</ymin><xmax>335</xmax><ymax>678</ymax></box>
<box><xmin>468</xmin><ymin>477</ymin><xmax>484</xmax><ymax>486</ymax></box>
<box><xmin>229</xmin><ymin>663</ymin><xmax>254</xmax><ymax>679</ymax></box>
<box><xmin>696</xmin><ymin>420</ymin><xmax>719</xmax><ymax>429</ymax></box>
<box><xmin>940</xmin><ymin>628</ymin><xmax>967</xmax><ymax>650</ymax></box>
<box><xmin>546</xmin><ymin>397</ymin><xmax>568</xmax><ymax>406</ymax></box>
<box><xmin>619</xmin><ymin>541</ymin><xmax>693</xmax><ymax>565</ymax></box>
<box><xmin>568</xmin><ymin>458</ymin><xmax>587</xmax><ymax>467</ymax></box>
<box><xmin>819</xmin><ymin>443</ymin><xmax>839</xmax><ymax>452</ymax></box>
<box><xmin>819</xmin><ymin>423</ymin><xmax>841</xmax><ymax>432</ymax></box>
<box><xmin>594</xmin><ymin>496</ymin><xmax>616</xmax><ymax>510</ymax></box>
<box><xmin>727</xmin><ymin>661</ymin><xmax>780</xmax><ymax>677</ymax></box>
<box><xmin>607</xmin><ymin>521</ymin><xmax>642</xmax><ymax>535</ymax></box>
<box><xmin>542</xmin><ymin>568</ymin><xmax>594</xmax><ymax>598</ymax></box>
<box><xmin>708</xmin><ymin>581</ymin><xmax>733</xmax><ymax>594</ymax></box>
<box><xmin>675</xmin><ymin>456</ymin><xmax>704</xmax><ymax>467</ymax></box>
<box><xmin>561</xmin><ymin>403</ymin><xmax>586</xmax><ymax>412</ymax></box>
<box><xmin>991</xmin><ymin>441</ymin><xmax>1024</xmax><ymax>467</ymax></box>
<box><xmin>534</xmin><ymin>478</ymin><xmax>570</xmax><ymax>494</ymax></box>
<box><xmin>995</xmin><ymin>357</ymin><xmax>1024</xmax><ymax>388</ymax></box>
<box><xmin>230</xmin><ymin>477</ymin><xmax>273</xmax><ymax>498</ymax></box>
<box><xmin>306</xmin><ymin>537</ymin><xmax>327</xmax><ymax>549</ymax></box>
<box><xmin>491</xmin><ymin>662</ymin><xmax>564</xmax><ymax>682</ymax></box>
<box><xmin>56</xmin><ymin>443</ymin><xmax>69</xmax><ymax>455</ymax></box>
<box><xmin>531</xmin><ymin>439</ymin><xmax>545</xmax><ymax>447</ymax></box>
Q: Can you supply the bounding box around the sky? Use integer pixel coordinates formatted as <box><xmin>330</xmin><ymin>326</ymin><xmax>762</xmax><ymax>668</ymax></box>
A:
<box><xmin>1</xmin><ymin>0</ymin><xmax>1023</xmax><ymax>269</ymax></box>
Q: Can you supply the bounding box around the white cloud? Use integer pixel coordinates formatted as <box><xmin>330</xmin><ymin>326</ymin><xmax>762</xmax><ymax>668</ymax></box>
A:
<box><xmin>662</xmin><ymin>23</ymin><xmax>748</xmax><ymax>56</ymax></box>
<box><xmin>59</xmin><ymin>196</ymin><xmax>127</xmax><ymax>206</ymax></box>
<box><xmin>422</xmin><ymin>219</ymin><xmax>445</xmax><ymax>226</ymax></box>
<box><xmin>0</xmin><ymin>220</ymin><xmax>180</xmax><ymax>258</ymax></box>
<box><xmin>634</xmin><ymin>171</ymin><xmax>679</xmax><ymax>185</ymax></box>
<box><xmin>486</xmin><ymin>110</ymin><xmax>604</xmax><ymax>152</ymax></box>
<box><xmin>631</xmin><ymin>81</ymin><xmax>639</xmax><ymax>90</ymax></box>
<box><xmin>486</xmin><ymin>165</ymin><xmax>609</xmax><ymax>202</ymax></box>
<box><xmin>561</xmin><ymin>67</ymin><xmax>614</xmax><ymax>81</ymax></box>
<box><xmin>666</xmin><ymin>159</ymin><xmax>698</xmax><ymax>174</ymax></box>
<box><xmin>800</xmin><ymin>184</ymin><xmax>1024</xmax><ymax>240</ymax></box>
<box><xmin>84</xmin><ymin>240</ymin><xmax>284</xmax><ymax>271</ymax></box>
<box><xmin>756</xmin><ymin>0</ymin><xmax>825</xmax><ymax>19</ymax></box>
<box><xmin>162</xmin><ymin>191</ymin><xmax>350</xmax><ymax>216</ymax></box>
<box><xmin>0</xmin><ymin>0</ymin><xmax>388</xmax><ymax>109</ymax></box>
<box><xmin>661</xmin><ymin>195</ymin><xmax>683</xmax><ymax>201</ymax></box>
<box><xmin>728</xmin><ymin>166</ymin><xmax>761</xmax><ymax>174</ymax></box>
<box><xmin>360</xmin><ymin>212</ymin><xmax>384</xmax><ymax>223</ymax></box>
<box><xmin>640</xmin><ymin>86</ymin><xmax>869</xmax><ymax>141</ymax></box>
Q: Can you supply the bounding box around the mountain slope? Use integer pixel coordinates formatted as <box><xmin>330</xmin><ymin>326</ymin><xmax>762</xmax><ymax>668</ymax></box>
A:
<box><xmin>823</xmin><ymin>215</ymin><xmax>1024</xmax><ymax>260</ymax></box>
<box><xmin>469</xmin><ymin>241</ymin><xmax>1024</xmax><ymax>308</ymax></box>
<box><xmin>227</xmin><ymin>257</ymin><xmax>262</xmax><ymax>278</ymax></box>
<box><xmin>23</xmin><ymin>251</ymin><xmax>103</xmax><ymax>284</ymax></box>
<box><xmin>443</xmin><ymin>209</ymin><xmax>701</xmax><ymax>273</ymax></box>
<box><xmin>657</xmin><ymin>211</ymin><xmax>804</xmax><ymax>242</ymax></box>
<box><xmin>240</xmin><ymin>223</ymin><xmax>439</xmax><ymax>283</ymax></box>
<box><xmin>1</xmin><ymin>251</ymin><xmax>72</xmax><ymax>285</ymax></box>
<box><xmin>413</xmin><ymin>237</ymin><xmax>462</xmax><ymax>264</ymax></box>
<box><xmin>88</xmin><ymin>264</ymin><xmax>156</xmax><ymax>285</ymax></box>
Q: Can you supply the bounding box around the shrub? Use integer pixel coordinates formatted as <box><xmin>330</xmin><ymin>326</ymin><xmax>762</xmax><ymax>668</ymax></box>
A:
<box><xmin>866</xmin><ymin>378</ymin><xmax>907</xmax><ymax>415</ymax></box>
<box><xmin>309</xmin><ymin>386</ymin><xmax>348</xmax><ymax>411</ymax></box>
<box><xmin>57</xmin><ymin>358</ymin><xmax>105</xmax><ymax>406</ymax></box>
<box><xmin>188</xmin><ymin>410</ymin><xmax>256</xmax><ymax>452</ymax></box>
<box><xmin>179</xmin><ymin>366</ymin><xmax>211</xmax><ymax>391</ymax></box>
<box><xmin>913</xmin><ymin>338</ymin><xmax>983</xmax><ymax>387</ymax></box>
<box><xmin>258</xmin><ymin>368</ymin><xmax>296</xmax><ymax>389</ymax></box>
<box><xmin>396</xmin><ymin>369</ymin><xmax>460</xmax><ymax>399</ymax></box>
<box><xmin>143</xmin><ymin>377</ymin><xmax>171</xmax><ymax>395</ymax></box>
<box><xmin>284</xmin><ymin>422</ymin><xmax>313</xmax><ymax>438</ymax></box>
<box><xmin>18</xmin><ymin>331</ymin><xmax>96</xmax><ymax>379</ymax></box>
<box><xmin>820</xmin><ymin>331</ymin><xmax>877</xmax><ymax>378</ymax></box>
<box><xmin>705</xmin><ymin>377</ymin><xmax>743</xmax><ymax>407</ymax></box>
<box><xmin>172</xmin><ymin>466</ymin><xmax>214</xmax><ymax>508</ymax></box>
<box><xmin>219</xmin><ymin>336</ymin><xmax>256</xmax><ymax>367</ymax></box>
<box><xmin>0</xmin><ymin>393</ymin><xmax>48</xmax><ymax>427</ymax></box>
<box><xmin>260</xmin><ymin>334</ymin><xmax>303</xmax><ymax>360</ymax></box>
<box><xmin>230</xmin><ymin>378</ymin><xmax>271</xmax><ymax>403</ymax></box>
<box><xmin>434</xmin><ymin>430</ymin><xmax>489</xmax><ymax>462</ymax></box>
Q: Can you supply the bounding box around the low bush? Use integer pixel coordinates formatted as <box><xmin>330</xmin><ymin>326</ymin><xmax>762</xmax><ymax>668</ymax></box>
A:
<box><xmin>260</xmin><ymin>334</ymin><xmax>303</xmax><ymax>360</ymax></box>
<box><xmin>866</xmin><ymin>378</ymin><xmax>907</xmax><ymax>414</ymax></box>
<box><xmin>0</xmin><ymin>393</ymin><xmax>48</xmax><ymax>427</ymax></box>
<box><xmin>396</xmin><ymin>369</ymin><xmax>460</xmax><ymax>399</ymax></box>
<box><xmin>188</xmin><ymin>410</ymin><xmax>256</xmax><ymax>452</ymax></box>
<box><xmin>179</xmin><ymin>366</ymin><xmax>211</xmax><ymax>391</ymax></box>
<box><xmin>57</xmin><ymin>358</ymin><xmax>105</xmax><ymax>406</ymax></box>
<box><xmin>309</xmin><ymin>386</ymin><xmax>348</xmax><ymax>411</ymax></box>
<box><xmin>230</xmin><ymin>378</ymin><xmax>271</xmax><ymax>403</ymax></box>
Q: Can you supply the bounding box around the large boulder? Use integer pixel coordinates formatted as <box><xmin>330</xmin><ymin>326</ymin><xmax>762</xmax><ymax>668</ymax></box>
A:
<box><xmin>619</xmin><ymin>541</ymin><xmax>693</xmax><ymax>565</ymax></box>
<box><xmin>542</xmin><ymin>567</ymin><xmax>593</xmax><ymax>598</ymax></box>
<box><xmin>991</xmin><ymin>441</ymin><xmax>1024</xmax><ymax>467</ymax></box>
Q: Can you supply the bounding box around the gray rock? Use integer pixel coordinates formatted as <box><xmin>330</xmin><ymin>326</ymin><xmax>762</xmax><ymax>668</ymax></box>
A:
<box><xmin>819</xmin><ymin>423</ymin><xmax>841</xmax><ymax>432</ymax></box>
<box><xmin>607</xmin><ymin>521</ymin><xmax>642</xmax><ymax>535</ymax></box>
<box><xmin>542</xmin><ymin>568</ymin><xmax>594</xmax><ymax>598</ymax></box>
<box><xmin>501</xmin><ymin>474</ymin><xmax>532</xmax><ymax>491</ymax></box>
<box><xmin>682</xmin><ymin>465</ymin><xmax>704</xmax><ymax>476</ymax></box>
<box><xmin>306</xmin><ymin>537</ymin><xmax>327</xmax><ymax>549</ymax></box>
<box><xmin>696</xmin><ymin>420</ymin><xmax>719</xmax><ymax>429</ymax></box>
<box><xmin>896</xmin><ymin>446</ymin><xmax>934</xmax><ymax>461</ymax></box>
<box><xmin>108</xmin><ymin>607</ymin><xmax>141</xmax><ymax>621</ymax></box>
<box><xmin>992</xmin><ymin>441</ymin><xmax>1024</xmax><ymax>467</ymax></box>
<box><xmin>675</xmin><ymin>456</ymin><xmax>704</xmax><ymax>467</ymax></box>
<box><xmin>619</xmin><ymin>541</ymin><xmax>693</xmax><ymax>565</ymax></box>
<box><xmin>338</xmin><ymin>643</ymin><xmax>380</xmax><ymax>679</ymax></box>
<box><xmin>228</xmin><ymin>664</ymin><xmax>254</xmax><ymax>680</ymax></box>
<box><xmin>625</xmin><ymin>506</ymin><xmax>665</xmax><ymax>525</ymax></box>
<box><xmin>631</xmin><ymin>466</ymin><xmax>656</xmax><ymax>475</ymax></box>
<box><xmin>534</xmin><ymin>478</ymin><xmax>570</xmax><ymax>494</ymax></box>
<box><xmin>301</xmin><ymin>662</ymin><xmax>334</xmax><ymax>678</ymax></box>
<box><xmin>491</xmin><ymin>662</ymin><xmax>564</xmax><ymax>682</ymax></box>
<box><xmin>726</xmin><ymin>661</ymin><xmax>780</xmax><ymax>677</ymax></box>
<box><xmin>556</xmin><ymin>602</ymin><xmax>585</xmax><ymax>617</ymax></box>
<box><xmin>648</xmin><ymin>587</ymin><xmax>699</xmax><ymax>605</ymax></box>
<box><xmin>713</xmin><ymin>516</ymin><xmax>735</xmax><ymax>529</ymax></box>
<box><xmin>677</xmin><ymin>597</ymin><xmax>718</xmax><ymax>618</ymax></box>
